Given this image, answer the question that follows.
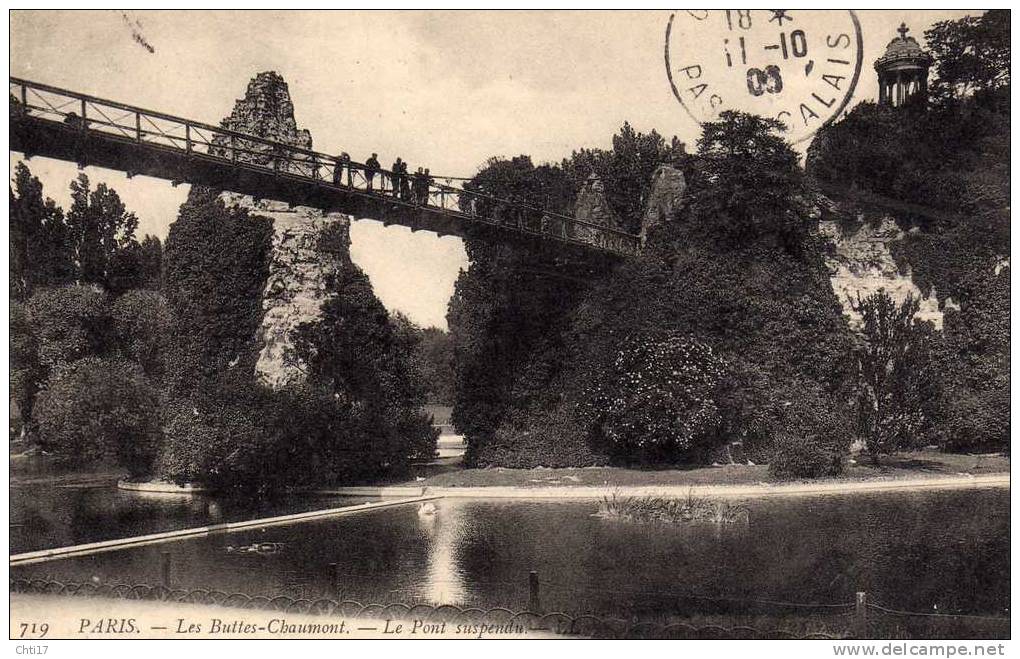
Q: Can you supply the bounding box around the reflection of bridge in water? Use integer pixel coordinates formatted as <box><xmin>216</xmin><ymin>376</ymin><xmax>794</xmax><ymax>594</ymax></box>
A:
<box><xmin>9</xmin><ymin>77</ymin><xmax>640</xmax><ymax>258</ymax></box>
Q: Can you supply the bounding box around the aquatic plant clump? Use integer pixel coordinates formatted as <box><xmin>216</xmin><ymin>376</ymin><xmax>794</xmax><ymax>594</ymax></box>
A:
<box><xmin>595</xmin><ymin>491</ymin><xmax>749</xmax><ymax>525</ymax></box>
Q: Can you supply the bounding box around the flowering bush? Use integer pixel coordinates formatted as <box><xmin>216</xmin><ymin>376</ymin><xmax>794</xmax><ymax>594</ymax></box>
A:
<box><xmin>581</xmin><ymin>332</ymin><xmax>725</xmax><ymax>462</ymax></box>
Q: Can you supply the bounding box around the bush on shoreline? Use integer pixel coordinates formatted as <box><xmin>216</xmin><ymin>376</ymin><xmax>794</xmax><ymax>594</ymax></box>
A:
<box><xmin>33</xmin><ymin>357</ymin><xmax>161</xmax><ymax>478</ymax></box>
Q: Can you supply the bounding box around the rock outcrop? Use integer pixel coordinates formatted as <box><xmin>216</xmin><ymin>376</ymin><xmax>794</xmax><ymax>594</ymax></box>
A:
<box><xmin>819</xmin><ymin>215</ymin><xmax>948</xmax><ymax>329</ymax></box>
<box><xmin>216</xmin><ymin>72</ymin><xmax>353</xmax><ymax>388</ymax></box>
<box><xmin>574</xmin><ymin>174</ymin><xmax>621</xmax><ymax>226</ymax></box>
<box><xmin>640</xmin><ymin>164</ymin><xmax>686</xmax><ymax>244</ymax></box>
<box><xmin>572</xmin><ymin>174</ymin><xmax>623</xmax><ymax>244</ymax></box>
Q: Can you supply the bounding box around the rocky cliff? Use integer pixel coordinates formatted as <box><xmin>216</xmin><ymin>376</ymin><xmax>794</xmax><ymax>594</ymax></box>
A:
<box><xmin>217</xmin><ymin>72</ymin><xmax>353</xmax><ymax>388</ymax></box>
<box><xmin>638</xmin><ymin>167</ymin><xmax>947</xmax><ymax>329</ymax></box>
<box><xmin>819</xmin><ymin>214</ymin><xmax>950</xmax><ymax>329</ymax></box>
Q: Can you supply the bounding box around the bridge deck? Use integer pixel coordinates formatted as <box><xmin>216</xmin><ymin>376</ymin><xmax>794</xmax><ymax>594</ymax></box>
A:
<box><xmin>9</xmin><ymin>77</ymin><xmax>640</xmax><ymax>258</ymax></box>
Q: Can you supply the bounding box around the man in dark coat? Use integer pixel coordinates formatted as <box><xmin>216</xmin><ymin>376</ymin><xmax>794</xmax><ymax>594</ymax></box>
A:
<box><xmin>365</xmin><ymin>153</ymin><xmax>380</xmax><ymax>190</ymax></box>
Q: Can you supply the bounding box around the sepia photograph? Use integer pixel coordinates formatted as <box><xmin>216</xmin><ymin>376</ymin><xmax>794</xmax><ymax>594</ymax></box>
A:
<box><xmin>7</xmin><ymin>8</ymin><xmax>1011</xmax><ymax>647</ymax></box>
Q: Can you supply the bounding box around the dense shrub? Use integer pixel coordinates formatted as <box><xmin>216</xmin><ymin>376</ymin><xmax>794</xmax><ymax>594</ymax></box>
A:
<box><xmin>768</xmin><ymin>433</ymin><xmax>844</xmax><ymax>479</ymax></box>
<box><xmin>939</xmin><ymin>264</ymin><xmax>1009</xmax><ymax>452</ymax></box>
<box><xmin>26</xmin><ymin>285</ymin><xmax>111</xmax><ymax>369</ymax></box>
<box><xmin>10</xmin><ymin>301</ymin><xmax>41</xmax><ymax>437</ymax></box>
<box><xmin>765</xmin><ymin>381</ymin><xmax>851</xmax><ymax>479</ymax></box>
<box><xmin>162</xmin><ymin>189</ymin><xmax>272</xmax><ymax>394</ymax></box>
<box><xmin>157</xmin><ymin>380</ymin><xmax>421</xmax><ymax>495</ymax></box>
<box><xmin>111</xmin><ymin>289</ymin><xmax>171</xmax><ymax>381</ymax></box>
<box><xmin>34</xmin><ymin>358</ymin><xmax>161</xmax><ymax>477</ymax></box>
<box><xmin>473</xmin><ymin>406</ymin><xmax>608</xmax><ymax>468</ymax></box>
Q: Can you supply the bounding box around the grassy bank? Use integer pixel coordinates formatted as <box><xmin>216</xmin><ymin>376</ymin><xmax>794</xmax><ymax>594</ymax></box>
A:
<box><xmin>400</xmin><ymin>451</ymin><xmax>1009</xmax><ymax>489</ymax></box>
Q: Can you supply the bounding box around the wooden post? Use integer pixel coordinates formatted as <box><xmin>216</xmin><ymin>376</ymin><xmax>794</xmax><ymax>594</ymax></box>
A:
<box><xmin>332</xmin><ymin>563</ymin><xmax>344</xmax><ymax>601</ymax></box>
<box><xmin>528</xmin><ymin>570</ymin><xmax>541</xmax><ymax>612</ymax></box>
<box><xmin>854</xmin><ymin>591</ymin><xmax>868</xmax><ymax>638</ymax></box>
<box><xmin>161</xmin><ymin>552</ymin><xmax>172</xmax><ymax>589</ymax></box>
<box><xmin>135</xmin><ymin>112</ymin><xmax>142</xmax><ymax>143</ymax></box>
<box><xmin>231</xmin><ymin>134</ymin><xmax>237</xmax><ymax>163</ymax></box>
<box><xmin>185</xmin><ymin>124</ymin><xmax>192</xmax><ymax>155</ymax></box>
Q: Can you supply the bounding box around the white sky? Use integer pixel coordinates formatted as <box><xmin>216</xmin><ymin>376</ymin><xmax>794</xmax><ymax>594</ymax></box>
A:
<box><xmin>9</xmin><ymin>10</ymin><xmax>974</xmax><ymax>329</ymax></box>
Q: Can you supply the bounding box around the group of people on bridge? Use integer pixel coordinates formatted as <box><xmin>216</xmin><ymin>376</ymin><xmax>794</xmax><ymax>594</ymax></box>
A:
<box><xmin>330</xmin><ymin>151</ymin><xmax>435</xmax><ymax>206</ymax></box>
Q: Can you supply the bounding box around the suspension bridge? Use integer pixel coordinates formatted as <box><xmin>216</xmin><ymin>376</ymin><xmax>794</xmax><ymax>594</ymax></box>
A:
<box><xmin>9</xmin><ymin>77</ymin><xmax>641</xmax><ymax>258</ymax></box>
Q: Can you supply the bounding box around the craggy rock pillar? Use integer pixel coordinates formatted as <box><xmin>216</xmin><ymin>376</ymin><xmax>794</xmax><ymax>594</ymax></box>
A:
<box><xmin>217</xmin><ymin>71</ymin><xmax>353</xmax><ymax>387</ymax></box>
<box><xmin>572</xmin><ymin>173</ymin><xmax>623</xmax><ymax>244</ymax></box>
<box><xmin>641</xmin><ymin>164</ymin><xmax>686</xmax><ymax>245</ymax></box>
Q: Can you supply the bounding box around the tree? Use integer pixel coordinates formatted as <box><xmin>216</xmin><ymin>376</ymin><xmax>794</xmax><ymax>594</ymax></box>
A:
<box><xmin>563</xmin><ymin>123</ymin><xmax>685</xmax><ymax>233</ymax></box>
<box><xmin>416</xmin><ymin>326</ymin><xmax>456</xmax><ymax>406</ymax></box>
<box><xmin>926</xmin><ymin>10</ymin><xmax>1010</xmax><ymax>101</ymax></box>
<box><xmin>688</xmin><ymin>111</ymin><xmax>809</xmax><ymax>252</ymax></box>
<box><xmin>26</xmin><ymin>285</ymin><xmax>111</xmax><ymax>370</ymax></box>
<box><xmin>65</xmin><ymin>173</ymin><xmax>140</xmax><ymax>290</ymax></box>
<box><xmin>850</xmin><ymin>291</ymin><xmax>943</xmax><ymax>462</ymax></box>
<box><xmin>34</xmin><ymin>357</ymin><xmax>161</xmax><ymax>477</ymax></box>
<box><xmin>291</xmin><ymin>261</ymin><xmax>438</xmax><ymax>472</ymax></box>
<box><xmin>9</xmin><ymin>162</ymin><xmax>74</xmax><ymax>298</ymax></box>
<box><xmin>107</xmin><ymin>234</ymin><xmax>163</xmax><ymax>295</ymax></box>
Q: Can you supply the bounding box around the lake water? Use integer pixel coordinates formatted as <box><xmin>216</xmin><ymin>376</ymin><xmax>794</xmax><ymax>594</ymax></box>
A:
<box><xmin>10</xmin><ymin>479</ymin><xmax>372</xmax><ymax>554</ymax></box>
<box><xmin>11</xmin><ymin>488</ymin><xmax>1009</xmax><ymax>628</ymax></box>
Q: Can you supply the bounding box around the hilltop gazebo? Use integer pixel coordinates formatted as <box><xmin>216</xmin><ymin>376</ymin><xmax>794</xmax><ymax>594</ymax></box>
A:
<box><xmin>875</xmin><ymin>23</ymin><xmax>933</xmax><ymax>107</ymax></box>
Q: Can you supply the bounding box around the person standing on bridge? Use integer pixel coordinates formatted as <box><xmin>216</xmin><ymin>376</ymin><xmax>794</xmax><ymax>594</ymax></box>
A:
<box><xmin>412</xmin><ymin>167</ymin><xmax>426</xmax><ymax>206</ymax></box>
<box><xmin>333</xmin><ymin>152</ymin><xmax>350</xmax><ymax>186</ymax></box>
<box><xmin>391</xmin><ymin>158</ymin><xmax>405</xmax><ymax>198</ymax></box>
<box><xmin>421</xmin><ymin>168</ymin><xmax>434</xmax><ymax>206</ymax></box>
<box><xmin>399</xmin><ymin>161</ymin><xmax>412</xmax><ymax>201</ymax></box>
<box><xmin>365</xmin><ymin>153</ymin><xmax>381</xmax><ymax>191</ymax></box>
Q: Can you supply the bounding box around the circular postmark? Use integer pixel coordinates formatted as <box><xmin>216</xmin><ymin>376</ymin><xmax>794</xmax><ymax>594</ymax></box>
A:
<box><xmin>665</xmin><ymin>10</ymin><xmax>863</xmax><ymax>143</ymax></box>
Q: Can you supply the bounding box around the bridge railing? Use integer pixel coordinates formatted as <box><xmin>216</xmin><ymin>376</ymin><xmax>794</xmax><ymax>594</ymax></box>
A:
<box><xmin>10</xmin><ymin>77</ymin><xmax>641</xmax><ymax>256</ymax></box>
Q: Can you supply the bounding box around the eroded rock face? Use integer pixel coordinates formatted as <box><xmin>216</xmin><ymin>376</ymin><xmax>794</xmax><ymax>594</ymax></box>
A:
<box><xmin>215</xmin><ymin>71</ymin><xmax>313</xmax><ymax>174</ymax></box>
<box><xmin>574</xmin><ymin>174</ymin><xmax>621</xmax><ymax>227</ymax></box>
<box><xmin>217</xmin><ymin>71</ymin><xmax>353</xmax><ymax>388</ymax></box>
<box><xmin>819</xmin><ymin>216</ymin><xmax>947</xmax><ymax>329</ymax></box>
<box><xmin>641</xmin><ymin>164</ymin><xmax>686</xmax><ymax>243</ymax></box>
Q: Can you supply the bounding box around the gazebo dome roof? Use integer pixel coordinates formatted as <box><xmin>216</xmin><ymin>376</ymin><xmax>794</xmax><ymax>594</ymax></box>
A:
<box><xmin>874</xmin><ymin>23</ymin><xmax>933</xmax><ymax>71</ymax></box>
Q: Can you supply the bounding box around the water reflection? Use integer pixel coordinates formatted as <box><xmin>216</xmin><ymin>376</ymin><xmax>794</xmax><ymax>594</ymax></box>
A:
<box><xmin>417</xmin><ymin>500</ymin><xmax>467</xmax><ymax>605</ymax></box>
